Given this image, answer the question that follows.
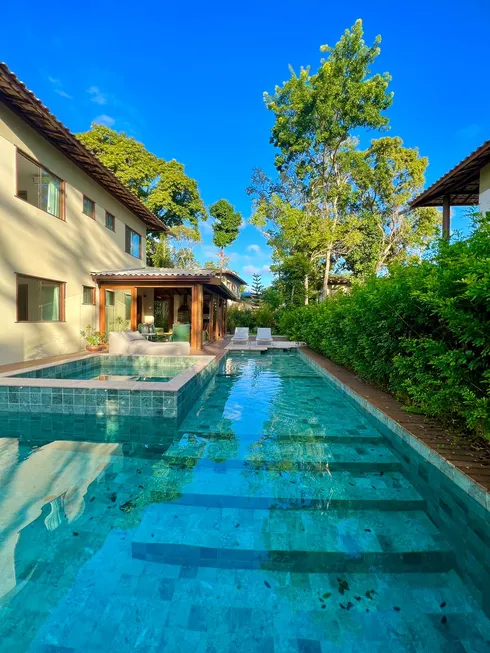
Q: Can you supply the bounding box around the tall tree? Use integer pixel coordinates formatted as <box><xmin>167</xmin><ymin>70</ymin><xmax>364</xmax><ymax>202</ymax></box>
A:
<box><xmin>209</xmin><ymin>199</ymin><xmax>242</xmax><ymax>272</ymax></box>
<box><xmin>251</xmin><ymin>273</ymin><xmax>264</xmax><ymax>305</ymax></box>
<box><xmin>264</xmin><ymin>19</ymin><xmax>393</xmax><ymax>297</ymax></box>
<box><xmin>77</xmin><ymin>124</ymin><xmax>207</xmax><ymax>266</ymax></box>
<box><xmin>347</xmin><ymin>137</ymin><xmax>441</xmax><ymax>274</ymax></box>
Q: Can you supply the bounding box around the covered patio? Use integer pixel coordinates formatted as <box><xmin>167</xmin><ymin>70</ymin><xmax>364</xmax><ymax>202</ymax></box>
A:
<box><xmin>91</xmin><ymin>268</ymin><xmax>245</xmax><ymax>352</ymax></box>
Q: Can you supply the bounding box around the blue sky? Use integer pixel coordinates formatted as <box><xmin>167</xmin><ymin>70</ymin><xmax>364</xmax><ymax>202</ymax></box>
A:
<box><xmin>3</xmin><ymin>0</ymin><xmax>490</xmax><ymax>286</ymax></box>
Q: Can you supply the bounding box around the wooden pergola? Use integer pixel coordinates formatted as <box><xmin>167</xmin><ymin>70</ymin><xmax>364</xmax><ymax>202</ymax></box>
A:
<box><xmin>91</xmin><ymin>268</ymin><xmax>245</xmax><ymax>352</ymax></box>
<box><xmin>411</xmin><ymin>140</ymin><xmax>490</xmax><ymax>238</ymax></box>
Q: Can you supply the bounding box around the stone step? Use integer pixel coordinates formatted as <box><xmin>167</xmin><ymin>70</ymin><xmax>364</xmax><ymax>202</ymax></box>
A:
<box><xmin>164</xmin><ymin>436</ymin><xmax>401</xmax><ymax>472</ymax></box>
<box><xmin>144</xmin><ymin>467</ymin><xmax>423</xmax><ymax>511</ymax></box>
<box><xmin>132</xmin><ymin>504</ymin><xmax>453</xmax><ymax>574</ymax></box>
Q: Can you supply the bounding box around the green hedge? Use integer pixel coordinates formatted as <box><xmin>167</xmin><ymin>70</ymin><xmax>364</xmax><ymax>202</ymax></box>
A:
<box><xmin>227</xmin><ymin>305</ymin><xmax>278</xmax><ymax>334</ymax></box>
<box><xmin>279</xmin><ymin>215</ymin><xmax>490</xmax><ymax>438</ymax></box>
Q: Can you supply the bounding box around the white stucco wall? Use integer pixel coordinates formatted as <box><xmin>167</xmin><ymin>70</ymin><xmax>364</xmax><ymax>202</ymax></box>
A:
<box><xmin>479</xmin><ymin>163</ymin><xmax>490</xmax><ymax>215</ymax></box>
<box><xmin>0</xmin><ymin>102</ymin><xmax>149</xmax><ymax>365</ymax></box>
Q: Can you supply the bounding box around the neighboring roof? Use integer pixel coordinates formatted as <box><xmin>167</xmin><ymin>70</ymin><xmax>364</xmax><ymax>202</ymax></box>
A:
<box><xmin>91</xmin><ymin>267</ymin><xmax>247</xmax><ymax>285</ymax></box>
<box><xmin>0</xmin><ymin>63</ymin><xmax>166</xmax><ymax>232</ymax></box>
<box><xmin>411</xmin><ymin>140</ymin><xmax>490</xmax><ymax>208</ymax></box>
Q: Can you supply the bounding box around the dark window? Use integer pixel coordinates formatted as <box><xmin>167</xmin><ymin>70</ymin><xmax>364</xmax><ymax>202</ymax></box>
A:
<box><xmin>83</xmin><ymin>195</ymin><xmax>95</xmax><ymax>218</ymax></box>
<box><xmin>125</xmin><ymin>226</ymin><xmax>142</xmax><ymax>258</ymax></box>
<box><xmin>105</xmin><ymin>212</ymin><xmax>115</xmax><ymax>231</ymax></box>
<box><xmin>106</xmin><ymin>290</ymin><xmax>115</xmax><ymax>307</ymax></box>
<box><xmin>82</xmin><ymin>286</ymin><xmax>95</xmax><ymax>305</ymax></box>
<box><xmin>16</xmin><ymin>151</ymin><xmax>63</xmax><ymax>219</ymax></box>
<box><xmin>16</xmin><ymin>274</ymin><xmax>64</xmax><ymax>322</ymax></box>
<box><xmin>125</xmin><ymin>293</ymin><xmax>131</xmax><ymax>320</ymax></box>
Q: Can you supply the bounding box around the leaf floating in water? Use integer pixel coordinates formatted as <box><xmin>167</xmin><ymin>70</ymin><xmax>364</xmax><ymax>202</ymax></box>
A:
<box><xmin>337</xmin><ymin>578</ymin><xmax>349</xmax><ymax>595</ymax></box>
<box><xmin>235</xmin><ymin>524</ymin><xmax>240</xmax><ymax>528</ymax></box>
<box><xmin>237</xmin><ymin>584</ymin><xmax>242</xmax><ymax>590</ymax></box>
<box><xmin>119</xmin><ymin>499</ymin><xmax>137</xmax><ymax>513</ymax></box>
<box><xmin>441</xmin><ymin>616</ymin><xmax>448</xmax><ymax>625</ymax></box>
<box><xmin>319</xmin><ymin>598</ymin><xmax>325</xmax><ymax>603</ymax></box>
<box><xmin>109</xmin><ymin>492</ymin><xmax>117</xmax><ymax>503</ymax></box>
<box><xmin>354</xmin><ymin>596</ymin><xmax>361</xmax><ymax>601</ymax></box>
<box><xmin>365</xmin><ymin>590</ymin><xmax>375</xmax><ymax>600</ymax></box>
<box><xmin>349</xmin><ymin>482</ymin><xmax>355</xmax><ymax>487</ymax></box>
<box><xmin>393</xmin><ymin>606</ymin><xmax>401</xmax><ymax>612</ymax></box>
<box><xmin>322</xmin><ymin>592</ymin><xmax>332</xmax><ymax>599</ymax></box>
<box><xmin>264</xmin><ymin>581</ymin><xmax>271</xmax><ymax>588</ymax></box>
<box><xmin>321</xmin><ymin>604</ymin><xmax>326</xmax><ymax>609</ymax></box>
<box><xmin>340</xmin><ymin>603</ymin><xmax>346</xmax><ymax>610</ymax></box>
<box><xmin>89</xmin><ymin>497</ymin><xmax>95</xmax><ymax>503</ymax></box>
<box><xmin>440</xmin><ymin>602</ymin><xmax>446</xmax><ymax>608</ymax></box>
<box><xmin>72</xmin><ymin>532</ymin><xmax>79</xmax><ymax>536</ymax></box>
<box><xmin>364</xmin><ymin>529</ymin><xmax>372</xmax><ymax>533</ymax></box>
<box><xmin>136</xmin><ymin>469</ymin><xmax>141</xmax><ymax>474</ymax></box>
<box><xmin>346</xmin><ymin>602</ymin><xmax>354</xmax><ymax>610</ymax></box>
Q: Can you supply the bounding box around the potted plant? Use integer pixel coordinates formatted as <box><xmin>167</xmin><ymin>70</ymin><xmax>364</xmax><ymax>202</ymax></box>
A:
<box><xmin>80</xmin><ymin>325</ymin><xmax>107</xmax><ymax>352</ymax></box>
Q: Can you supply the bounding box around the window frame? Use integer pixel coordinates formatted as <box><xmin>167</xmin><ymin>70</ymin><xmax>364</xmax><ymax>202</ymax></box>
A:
<box><xmin>15</xmin><ymin>149</ymin><xmax>66</xmax><ymax>221</ymax></box>
<box><xmin>105</xmin><ymin>211</ymin><xmax>116</xmax><ymax>232</ymax></box>
<box><xmin>82</xmin><ymin>195</ymin><xmax>96</xmax><ymax>219</ymax></box>
<box><xmin>82</xmin><ymin>285</ymin><xmax>96</xmax><ymax>305</ymax></box>
<box><xmin>16</xmin><ymin>273</ymin><xmax>66</xmax><ymax>323</ymax></box>
<box><xmin>125</xmin><ymin>225</ymin><xmax>143</xmax><ymax>259</ymax></box>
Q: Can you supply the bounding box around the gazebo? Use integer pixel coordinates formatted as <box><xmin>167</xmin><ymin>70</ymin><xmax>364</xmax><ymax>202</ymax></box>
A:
<box><xmin>91</xmin><ymin>268</ymin><xmax>245</xmax><ymax>352</ymax></box>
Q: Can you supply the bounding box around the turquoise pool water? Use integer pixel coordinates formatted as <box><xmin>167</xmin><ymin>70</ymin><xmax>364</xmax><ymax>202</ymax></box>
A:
<box><xmin>1</xmin><ymin>351</ymin><xmax>489</xmax><ymax>652</ymax></box>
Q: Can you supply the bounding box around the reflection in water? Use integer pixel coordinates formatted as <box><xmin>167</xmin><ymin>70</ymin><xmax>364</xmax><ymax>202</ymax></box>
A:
<box><xmin>0</xmin><ymin>439</ymin><xmax>121</xmax><ymax>600</ymax></box>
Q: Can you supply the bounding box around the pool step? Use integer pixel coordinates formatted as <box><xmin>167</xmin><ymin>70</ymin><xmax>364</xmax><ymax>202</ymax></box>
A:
<box><xmin>143</xmin><ymin>467</ymin><xmax>423</xmax><ymax>511</ymax></box>
<box><xmin>179</xmin><ymin>430</ymin><xmax>384</xmax><ymax>444</ymax></box>
<box><xmin>164</xmin><ymin>438</ymin><xmax>401</xmax><ymax>472</ymax></box>
<box><xmin>132</xmin><ymin>504</ymin><xmax>453</xmax><ymax>574</ymax></box>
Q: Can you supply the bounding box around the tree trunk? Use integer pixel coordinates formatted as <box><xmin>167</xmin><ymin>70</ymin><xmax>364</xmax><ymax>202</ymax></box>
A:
<box><xmin>322</xmin><ymin>246</ymin><xmax>333</xmax><ymax>299</ymax></box>
<box><xmin>304</xmin><ymin>275</ymin><xmax>309</xmax><ymax>305</ymax></box>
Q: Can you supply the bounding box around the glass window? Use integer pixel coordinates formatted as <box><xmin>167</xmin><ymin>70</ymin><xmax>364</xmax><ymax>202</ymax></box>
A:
<box><xmin>16</xmin><ymin>152</ymin><xmax>63</xmax><ymax>219</ymax></box>
<box><xmin>83</xmin><ymin>195</ymin><xmax>95</xmax><ymax>218</ymax></box>
<box><xmin>125</xmin><ymin>293</ymin><xmax>131</xmax><ymax>320</ymax></box>
<box><xmin>125</xmin><ymin>226</ymin><xmax>142</xmax><ymax>258</ymax></box>
<box><xmin>82</xmin><ymin>286</ymin><xmax>95</xmax><ymax>305</ymax></box>
<box><xmin>16</xmin><ymin>275</ymin><xmax>64</xmax><ymax>322</ymax></box>
<box><xmin>105</xmin><ymin>290</ymin><xmax>115</xmax><ymax>307</ymax></box>
<box><xmin>105</xmin><ymin>212</ymin><xmax>115</xmax><ymax>231</ymax></box>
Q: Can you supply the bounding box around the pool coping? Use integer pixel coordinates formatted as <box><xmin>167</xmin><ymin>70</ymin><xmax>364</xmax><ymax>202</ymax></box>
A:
<box><xmin>299</xmin><ymin>347</ymin><xmax>490</xmax><ymax>512</ymax></box>
<box><xmin>0</xmin><ymin>353</ymin><xmax>216</xmax><ymax>393</ymax></box>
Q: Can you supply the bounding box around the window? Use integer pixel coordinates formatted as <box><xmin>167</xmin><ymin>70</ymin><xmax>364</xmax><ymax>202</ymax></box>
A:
<box><xmin>16</xmin><ymin>151</ymin><xmax>63</xmax><ymax>219</ymax></box>
<box><xmin>125</xmin><ymin>226</ymin><xmax>142</xmax><ymax>258</ymax></box>
<box><xmin>83</xmin><ymin>195</ymin><xmax>95</xmax><ymax>218</ymax></box>
<box><xmin>16</xmin><ymin>274</ymin><xmax>65</xmax><ymax>322</ymax></box>
<box><xmin>105</xmin><ymin>290</ymin><xmax>115</xmax><ymax>306</ymax></box>
<box><xmin>105</xmin><ymin>212</ymin><xmax>115</xmax><ymax>231</ymax></box>
<box><xmin>82</xmin><ymin>286</ymin><xmax>96</xmax><ymax>305</ymax></box>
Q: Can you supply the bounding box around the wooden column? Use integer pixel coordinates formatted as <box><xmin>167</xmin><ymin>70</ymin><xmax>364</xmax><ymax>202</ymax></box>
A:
<box><xmin>168</xmin><ymin>295</ymin><xmax>174</xmax><ymax>331</ymax></box>
<box><xmin>223</xmin><ymin>302</ymin><xmax>228</xmax><ymax>336</ymax></box>
<box><xmin>191</xmin><ymin>283</ymin><xmax>203</xmax><ymax>351</ymax></box>
<box><xmin>208</xmin><ymin>293</ymin><xmax>215</xmax><ymax>343</ymax></box>
<box><xmin>214</xmin><ymin>297</ymin><xmax>221</xmax><ymax>341</ymax></box>
<box><xmin>442</xmin><ymin>195</ymin><xmax>451</xmax><ymax>240</ymax></box>
<box><xmin>99</xmin><ymin>285</ymin><xmax>106</xmax><ymax>333</ymax></box>
<box><xmin>131</xmin><ymin>287</ymin><xmax>138</xmax><ymax>331</ymax></box>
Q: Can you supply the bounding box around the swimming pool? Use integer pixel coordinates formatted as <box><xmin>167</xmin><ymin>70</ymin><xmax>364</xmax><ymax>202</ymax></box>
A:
<box><xmin>1</xmin><ymin>350</ymin><xmax>489</xmax><ymax>652</ymax></box>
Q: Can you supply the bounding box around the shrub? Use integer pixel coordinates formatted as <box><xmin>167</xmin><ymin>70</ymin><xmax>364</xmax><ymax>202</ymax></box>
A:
<box><xmin>227</xmin><ymin>305</ymin><xmax>279</xmax><ymax>333</ymax></box>
<box><xmin>279</xmin><ymin>214</ymin><xmax>490</xmax><ymax>437</ymax></box>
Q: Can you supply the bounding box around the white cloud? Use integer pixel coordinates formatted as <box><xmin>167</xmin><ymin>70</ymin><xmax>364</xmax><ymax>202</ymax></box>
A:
<box><xmin>239</xmin><ymin>218</ymin><xmax>247</xmax><ymax>231</ymax></box>
<box><xmin>55</xmin><ymin>89</ymin><xmax>72</xmax><ymax>99</ymax></box>
<box><xmin>48</xmin><ymin>76</ymin><xmax>71</xmax><ymax>99</ymax></box>
<box><xmin>200</xmin><ymin>220</ymin><xmax>214</xmax><ymax>234</ymax></box>
<box><xmin>93</xmin><ymin>114</ymin><xmax>115</xmax><ymax>127</ymax></box>
<box><xmin>243</xmin><ymin>264</ymin><xmax>271</xmax><ymax>276</ymax></box>
<box><xmin>88</xmin><ymin>86</ymin><xmax>108</xmax><ymax>105</ymax></box>
<box><xmin>247</xmin><ymin>244</ymin><xmax>262</xmax><ymax>255</ymax></box>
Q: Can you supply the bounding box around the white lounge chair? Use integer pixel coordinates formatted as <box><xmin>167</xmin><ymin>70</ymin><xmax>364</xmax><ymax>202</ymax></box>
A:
<box><xmin>108</xmin><ymin>331</ymin><xmax>191</xmax><ymax>356</ymax></box>
<box><xmin>256</xmin><ymin>328</ymin><xmax>273</xmax><ymax>346</ymax></box>
<box><xmin>231</xmin><ymin>327</ymin><xmax>249</xmax><ymax>345</ymax></box>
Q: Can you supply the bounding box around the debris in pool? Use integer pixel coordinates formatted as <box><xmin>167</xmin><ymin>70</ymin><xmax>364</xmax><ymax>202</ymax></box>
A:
<box><xmin>322</xmin><ymin>592</ymin><xmax>332</xmax><ymax>599</ymax></box>
<box><xmin>365</xmin><ymin>590</ymin><xmax>376</xmax><ymax>600</ymax></box>
<box><xmin>109</xmin><ymin>492</ymin><xmax>117</xmax><ymax>503</ymax></box>
<box><xmin>89</xmin><ymin>497</ymin><xmax>95</xmax><ymax>502</ymax></box>
<box><xmin>73</xmin><ymin>532</ymin><xmax>79</xmax><ymax>536</ymax></box>
<box><xmin>321</xmin><ymin>605</ymin><xmax>326</xmax><ymax>609</ymax></box>
<box><xmin>354</xmin><ymin>596</ymin><xmax>361</xmax><ymax>601</ymax></box>
<box><xmin>440</xmin><ymin>602</ymin><xmax>446</xmax><ymax>608</ymax></box>
<box><xmin>264</xmin><ymin>581</ymin><xmax>271</xmax><ymax>588</ymax></box>
<box><xmin>235</xmin><ymin>524</ymin><xmax>240</xmax><ymax>528</ymax></box>
<box><xmin>119</xmin><ymin>499</ymin><xmax>137</xmax><ymax>513</ymax></box>
<box><xmin>393</xmin><ymin>606</ymin><xmax>401</xmax><ymax>611</ymax></box>
<box><xmin>364</xmin><ymin>528</ymin><xmax>372</xmax><ymax>532</ymax></box>
<box><xmin>441</xmin><ymin>616</ymin><xmax>448</xmax><ymax>625</ymax></box>
<box><xmin>340</xmin><ymin>602</ymin><xmax>353</xmax><ymax>611</ymax></box>
<box><xmin>337</xmin><ymin>578</ymin><xmax>349</xmax><ymax>594</ymax></box>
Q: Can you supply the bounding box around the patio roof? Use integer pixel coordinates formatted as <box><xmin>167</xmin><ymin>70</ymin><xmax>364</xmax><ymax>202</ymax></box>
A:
<box><xmin>0</xmin><ymin>63</ymin><xmax>166</xmax><ymax>232</ymax></box>
<box><xmin>411</xmin><ymin>139</ymin><xmax>490</xmax><ymax>209</ymax></box>
<box><xmin>91</xmin><ymin>267</ymin><xmax>247</xmax><ymax>300</ymax></box>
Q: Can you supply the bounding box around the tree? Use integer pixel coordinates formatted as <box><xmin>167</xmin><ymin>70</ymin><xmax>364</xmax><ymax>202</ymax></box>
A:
<box><xmin>346</xmin><ymin>137</ymin><xmax>441</xmax><ymax>274</ymax></box>
<box><xmin>251</xmin><ymin>273</ymin><xmax>264</xmax><ymax>305</ymax></box>
<box><xmin>209</xmin><ymin>199</ymin><xmax>242</xmax><ymax>272</ymax></box>
<box><xmin>264</xmin><ymin>19</ymin><xmax>393</xmax><ymax>297</ymax></box>
<box><xmin>77</xmin><ymin>124</ymin><xmax>207</xmax><ymax>266</ymax></box>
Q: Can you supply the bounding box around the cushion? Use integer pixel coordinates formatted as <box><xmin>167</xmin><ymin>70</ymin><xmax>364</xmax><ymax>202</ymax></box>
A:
<box><xmin>124</xmin><ymin>330</ymin><xmax>146</xmax><ymax>341</ymax></box>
